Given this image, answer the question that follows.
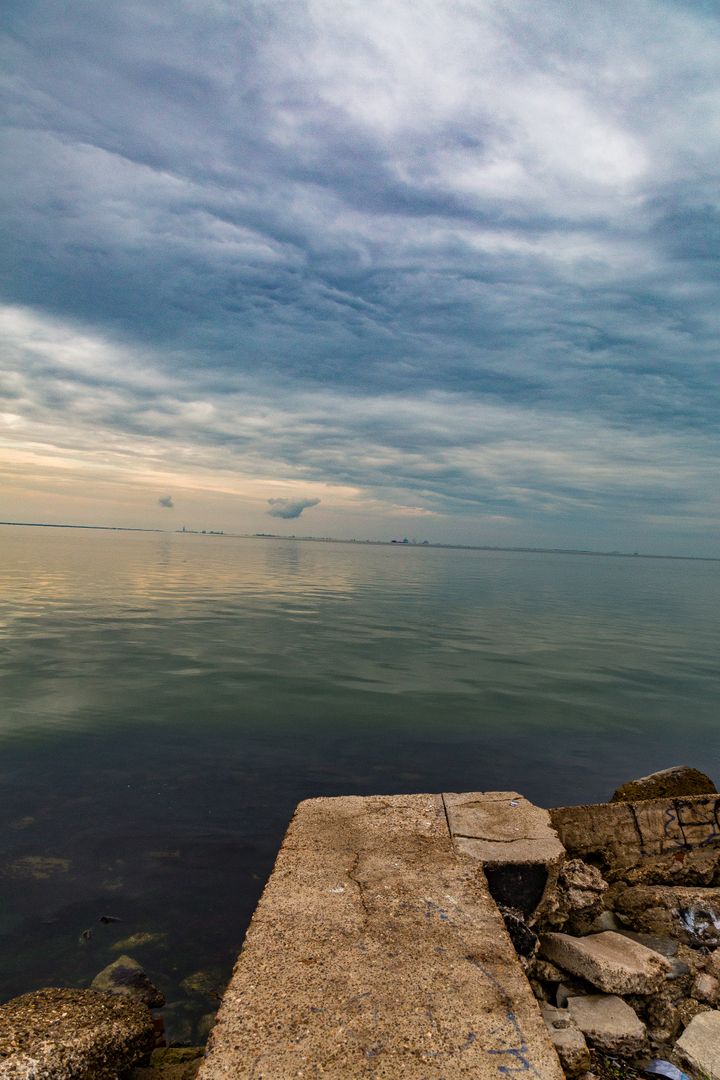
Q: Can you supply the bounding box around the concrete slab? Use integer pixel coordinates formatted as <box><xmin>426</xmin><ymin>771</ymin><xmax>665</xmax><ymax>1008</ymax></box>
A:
<box><xmin>444</xmin><ymin>791</ymin><xmax>565</xmax><ymax>919</ymax></box>
<box><xmin>198</xmin><ymin>794</ymin><xmax>564</xmax><ymax>1079</ymax></box>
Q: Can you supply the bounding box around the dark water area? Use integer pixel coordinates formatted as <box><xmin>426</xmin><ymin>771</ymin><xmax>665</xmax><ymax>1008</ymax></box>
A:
<box><xmin>1</xmin><ymin>527</ymin><xmax>719</xmax><ymax>1039</ymax></box>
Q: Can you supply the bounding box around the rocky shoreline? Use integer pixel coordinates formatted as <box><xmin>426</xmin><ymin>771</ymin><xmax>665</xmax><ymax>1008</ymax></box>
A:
<box><xmin>521</xmin><ymin>766</ymin><xmax>720</xmax><ymax>1079</ymax></box>
<box><xmin>2</xmin><ymin>765</ymin><xmax>720</xmax><ymax>1079</ymax></box>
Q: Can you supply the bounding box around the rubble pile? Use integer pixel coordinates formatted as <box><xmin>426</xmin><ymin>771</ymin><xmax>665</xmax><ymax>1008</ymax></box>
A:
<box><xmin>525</xmin><ymin>767</ymin><xmax>720</xmax><ymax>1079</ymax></box>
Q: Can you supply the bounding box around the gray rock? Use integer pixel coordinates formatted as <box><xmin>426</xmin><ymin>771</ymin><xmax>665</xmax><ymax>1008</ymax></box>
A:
<box><xmin>675</xmin><ymin>1009</ymin><xmax>720</xmax><ymax>1079</ymax></box>
<box><xmin>566</xmin><ymin>994</ymin><xmax>646</xmax><ymax>1056</ymax></box>
<box><xmin>610</xmin><ymin>765</ymin><xmax>717</xmax><ymax>803</ymax></box>
<box><xmin>540</xmin><ymin>931</ymin><xmax>671</xmax><ymax>995</ymax></box>
<box><xmin>91</xmin><ymin>954</ymin><xmax>165</xmax><ymax>1008</ymax></box>
<box><xmin>0</xmin><ymin>986</ymin><xmax>154</xmax><ymax>1079</ymax></box>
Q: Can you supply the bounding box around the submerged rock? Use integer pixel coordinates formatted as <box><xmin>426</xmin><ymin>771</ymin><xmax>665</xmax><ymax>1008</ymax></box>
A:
<box><xmin>0</xmin><ymin>986</ymin><xmax>154</xmax><ymax>1079</ymax></box>
<box><xmin>91</xmin><ymin>954</ymin><xmax>165</xmax><ymax>1008</ymax></box>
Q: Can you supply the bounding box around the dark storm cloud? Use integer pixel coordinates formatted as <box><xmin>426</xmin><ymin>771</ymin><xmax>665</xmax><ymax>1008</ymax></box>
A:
<box><xmin>1</xmin><ymin>1</ymin><xmax>720</xmax><ymax>549</ymax></box>
<box><xmin>158</xmin><ymin>495</ymin><xmax>174</xmax><ymax>509</ymax></box>
<box><xmin>267</xmin><ymin>498</ymin><xmax>321</xmax><ymax>520</ymax></box>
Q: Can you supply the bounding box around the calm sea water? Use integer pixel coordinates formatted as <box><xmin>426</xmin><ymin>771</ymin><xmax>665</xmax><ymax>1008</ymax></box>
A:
<box><xmin>1</xmin><ymin>526</ymin><xmax>719</xmax><ymax>1037</ymax></box>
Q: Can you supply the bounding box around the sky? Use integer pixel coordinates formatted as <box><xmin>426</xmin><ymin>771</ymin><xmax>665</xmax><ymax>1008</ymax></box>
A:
<box><xmin>1</xmin><ymin>1</ymin><xmax>719</xmax><ymax>554</ymax></box>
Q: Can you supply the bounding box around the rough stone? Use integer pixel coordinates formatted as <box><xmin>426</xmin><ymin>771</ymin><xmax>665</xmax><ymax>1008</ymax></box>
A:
<box><xmin>444</xmin><ymin>791</ymin><xmax>565</xmax><ymax>920</ymax></box>
<box><xmin>611</xmin><ymin>766</ymin><xmax>717</xmax><ymax>803</ymax></box>
<box><xmin>692</xmin><ymin>971</ymin><xmax>720</xmax><ymax>1004</ymax></box>
<box><xmin>540</xmin><ymin>1005</ymin><xmax>590</xmax><ymax>1076</ymax></box>
<box><xmin>707</xmin><ymin>948</ymin><xmax>720</xmax><ymax>979</ymax></box>
<box><xmin>532</xmin><ymin>958</ymin><xmax>566</xmax><ymax>982</ymax></box>
<box><xmin>676</xmin><ymin>1010</ymin><xmax>720</xmax><ymax>1079</ymax></box>
<box><xmin>676</xmin><ymin>998</ymin><xmax>712</xmax><ymax>1028</ymax></box>
<box><xmin>91</xmin><ymin>954</ymin><xmax>165</xmax><ymax>1008</ymax></box>
<box><xmin>645</xmin><ymin>994</ymin><xmax>683</xmax><ymax>1043</ymax></box>
<box><xmin>556</xmin><ymin>859</ymin><xmax>608</xmax><ymax>928</ymax></box>
<box><xmin>586</xmin><ymin>910</ymin><xmax>623</xmax><ymax>934</ymax></box>
<box><xmin>198</xmin><ymin>793</ymin><xmax>565</xmax><ymax>1079</ymax></box>
<box><xmin>566</xmin><ymin>994</ymin><xmax>646</xmax><ymax>1056</ymax></box>
<box><xmin>128</xmin><ymin>1047</ymin><xmax>205</xmax><ymax>1077</ymax></box>
<box><xmin>540</xmin><ymin>931</ymin><xmax>671</xmax><ymax>994</ymax></box>
<box><xmin>0</xmin><ymin>986</ymin><xmax>154</xmax><ymax>1079</ymax></box>
<box><xmin>613</xmin><ymin>885</ymin><xmax>720</xmax><ymax>945</ymax></box>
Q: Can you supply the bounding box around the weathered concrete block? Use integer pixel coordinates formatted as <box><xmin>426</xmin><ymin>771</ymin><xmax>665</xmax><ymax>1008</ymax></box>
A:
<box><xmin>540</xmin><ymin>931</ymin><xmax>671</xmax><ymax>994</ymax></box>
<box><xmin>444</xmin><ymin>791</ymin><xmax>565</xmax><ymax>919</ymax></box>
<box><xmin>566</xmin><ymin>994</ymin><xmax>646</xmax><ymax>1056</ymax></box>
<box><xmin>550</xmin><ymin>793</ymin><xmax>720</xmax><ymax>877</ymax></box>
<box><xmin>0</xmin><ymin>987</ymin><xmax>154</xmax><ymax>1080</ymax></box>
<box><xmin>676</xmin><ymin>1009</ymin><xmax>720</xmax><ymax>1079</ymax></box>
<box><xmin>611</xmin><ymin>765</ymin><xmax>717</xmax><ymax>803</ymax></box>
<box><xmin>613</xmin><ymin>885</ymin><xmax>720</xmax><ymax>945</ymax></box>
<box><xmin>198</xmin><ymin>794</ymin><xmax>565</xmax><ymax>1079</ymax></box>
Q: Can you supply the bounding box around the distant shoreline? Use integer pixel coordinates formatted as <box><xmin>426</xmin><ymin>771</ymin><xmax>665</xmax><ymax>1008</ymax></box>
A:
<box><xmin>1</xmin><ymin>519</ymin><xmax>719</xmax><ymax>563</ymax></box>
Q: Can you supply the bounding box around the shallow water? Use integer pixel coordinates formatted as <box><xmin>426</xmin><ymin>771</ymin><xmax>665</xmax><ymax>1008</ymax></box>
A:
<box><xmin>1</xmin><ymin>527</ymin><xmax>719</xmax><ymax>1038</ymax></box>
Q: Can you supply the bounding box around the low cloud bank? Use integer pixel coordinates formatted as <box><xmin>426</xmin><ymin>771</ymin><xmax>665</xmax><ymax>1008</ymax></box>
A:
<box><xmin>267</xmin><ymin>497</ymin><xmax>320</xmax><ymax>520</ymax></box>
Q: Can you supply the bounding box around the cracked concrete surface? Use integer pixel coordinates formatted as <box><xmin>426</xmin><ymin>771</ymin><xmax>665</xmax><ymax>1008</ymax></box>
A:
<box><xmin>198</xmin><ymin>793</ymin><xmax>564</xmax><ymax>1079</ymax></box>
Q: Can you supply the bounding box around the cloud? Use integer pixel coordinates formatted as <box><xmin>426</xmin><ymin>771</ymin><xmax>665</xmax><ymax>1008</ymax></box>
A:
<box><xmin>158</xmin><ymin>495</ymin><xmax>174</xmax><ymax>508</ymax></box>
<box><xmin>1</xmin><ymin>2</ymin><xmax>720</xmax><ymax>552</ymax></box>
<box><xmin>267</xmin><ymin>497</ymin><xmax>321</xmax><ymax>520</ymax></box>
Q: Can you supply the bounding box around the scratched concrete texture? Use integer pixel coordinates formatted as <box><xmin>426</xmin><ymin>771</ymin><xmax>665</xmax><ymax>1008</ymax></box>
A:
<box><xmin>197</xmin><ymin>794</ymin><xmax>564</xmax><ymax>1079</ymax></box>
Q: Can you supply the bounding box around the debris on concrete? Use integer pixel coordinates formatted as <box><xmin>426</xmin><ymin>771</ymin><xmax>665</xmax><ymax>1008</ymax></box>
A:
<box><xmin>0</xmin><ymin>986</ymin><xmax>154</xmax><ymax>1080</ymax></box>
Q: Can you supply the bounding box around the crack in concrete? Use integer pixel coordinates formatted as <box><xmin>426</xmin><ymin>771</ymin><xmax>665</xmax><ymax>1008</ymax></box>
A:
<box><xmin>347</xmin><ymin>852</ymin><xmax>371</xmax><ymax>928</ymax></box>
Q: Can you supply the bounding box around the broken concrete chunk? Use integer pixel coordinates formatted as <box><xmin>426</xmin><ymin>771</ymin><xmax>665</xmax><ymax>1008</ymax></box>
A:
<box><xmin>540</xmin><ymin>931</ymin><xmax>671</xmax><ymax>995</ymax></box>
<box><xmin>613</xmin><ymin>885</ymin><xmax>720</xmax><ymax>945</ymax></box>
<box><xmin>611</xmin><ymin>766</ymin><xmax>717</xmax><ymax>803</ymax></box>
<box><xmin>550</xmin><ymin>794</ymin><xmax>720</xmax><ymax>878</ymax></box>
<box><xmin>675</xmin><ymin>1009</ymin><xmax>720</xmax><ymax>1080</ymax></box>
<box><xmin>91</xmin><ymin>954</ymin><xmax>165</xmax><ymax>1008</ymax></box>
<box><xmin>566</xmin><ymin>994</ymin><xmax>646</xmax><ymax>1056</ymax></box>
<box><xmin>0</xmin><ymin>987</ymin><xmax>154</xmax><ymax>1079</ymax></box>
<box><xmin>540</xmin><ymin>1005</ymin><xmax>590</xmax><ymax>1076</ymax></box>
<box><xmin>541</xmin><ymin>1003</ymin><xmax>574</xmax><ymax>1030</ymax></box>
<box><xmin>444</xmin><ymin>791</ymin><xmax>564</xmax><ymax>919</ymax></box>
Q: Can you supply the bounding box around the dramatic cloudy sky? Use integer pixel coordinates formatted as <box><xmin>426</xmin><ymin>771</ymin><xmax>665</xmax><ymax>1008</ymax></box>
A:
<box><xmin>1</xmin><ymin>1</ymin><xmax>719</xmax><ymax>553</ymax></box>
